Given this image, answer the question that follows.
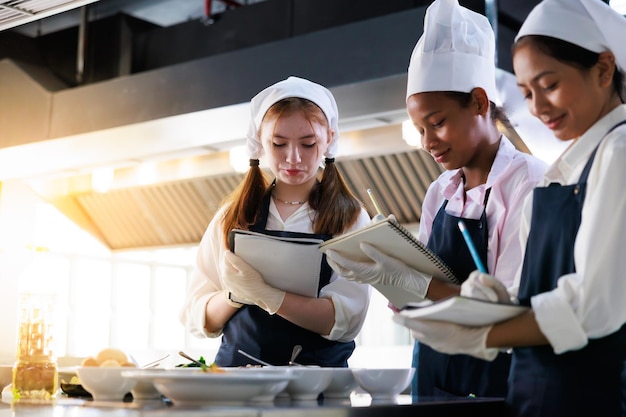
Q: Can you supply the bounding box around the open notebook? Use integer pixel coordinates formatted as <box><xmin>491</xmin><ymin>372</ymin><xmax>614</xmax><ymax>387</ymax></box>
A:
<box><xmin>319</xmin><ymin>217</ymin><xmax>459</xmax><ymax>308</ymax></box>
<box><xmin>229</xmin><ymin>229</ymin><xmax>324</xmax><ymax>300</ymax></box>
<box><xmin>398</xmin><ymin>296</ymin><xmax>529</xmax><ymax>327</ymax></box>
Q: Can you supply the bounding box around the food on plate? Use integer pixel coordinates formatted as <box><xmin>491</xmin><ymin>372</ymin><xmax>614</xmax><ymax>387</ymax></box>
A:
<box><xmin>81</xmin><ymin>348</ymin><xmax>136</xmax><ymax>368</ymax></box>
<box><xmin>175</xmin><ymin>355</ymin><xmax>224</xmax><ymax>373</ymax></box>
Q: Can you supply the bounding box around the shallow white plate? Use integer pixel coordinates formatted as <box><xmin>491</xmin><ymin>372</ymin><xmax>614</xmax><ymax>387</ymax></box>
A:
<box><xmin>122</xmin><ymin>368</ymin><xmax>293</xmax><ymax>405</ymax></box>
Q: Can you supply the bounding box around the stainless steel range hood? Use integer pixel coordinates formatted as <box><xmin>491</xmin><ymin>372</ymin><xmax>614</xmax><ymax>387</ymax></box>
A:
<box><xmin>0</xmin><ymin>1</ymin><xmax>559</xmax><ymax>251</ymax></box>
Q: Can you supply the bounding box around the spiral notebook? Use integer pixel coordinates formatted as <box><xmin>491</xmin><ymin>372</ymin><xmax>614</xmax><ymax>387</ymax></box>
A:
<box><xmin>319</xmin><ymin>217</ymin><xmax>458</xmax><ymax>308</ymax></box>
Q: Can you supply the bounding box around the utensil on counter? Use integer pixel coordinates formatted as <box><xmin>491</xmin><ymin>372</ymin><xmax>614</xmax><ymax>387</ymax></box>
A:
<box><xmin>141</xmin><ymin>354</ymin><xmax>169</xmax><ymax>369</ymax></box>
<box><xmin>237</xmin><ymin>349</ymin><xmax>274</xmax><ymax>367</ymax></box>
<box><xmin>289</xmin><ymin>345</ymin><xmax>302</xmax><ymax>366</ymax></box>
<box><xmin>178</xmin><ymin>351</ymin><xmax>207</xmax><ymax>368</ymax></box>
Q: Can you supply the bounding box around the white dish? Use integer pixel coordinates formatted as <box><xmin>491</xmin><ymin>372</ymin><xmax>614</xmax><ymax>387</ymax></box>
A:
<box><xmin>280</xmin><ymin>367</ymin><xmax>334</xmax><ymax>401</ymax></box>
<box><xmin>352</xmin><ymin>368</ymin><xmax>415</xmax><ymax>400</ymax></box>
<box><xmin>220</xmin><ymin>367</ymin><xmax>294</xmax><ymax>402</ymax></box>
<box><xmin>323</xmin><ymin>368</ymin><xmax>357</xmax><ymax>398</ymax></box>
<box><xmin>76</xmin><ymin>366</ymin><xmax>137</xmax><ymax>401</ymax></box>
<box><xmin>121</xmin><ymin>368</ymin><xmax>292</xmax><ymax>405</ymax></box>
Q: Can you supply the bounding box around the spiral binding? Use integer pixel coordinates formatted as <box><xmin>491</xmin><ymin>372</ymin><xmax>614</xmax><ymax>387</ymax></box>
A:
<box><xmin>387</xmin><ymin>218</ymin><xmax>460</xmax><ymax>285</ymax></box>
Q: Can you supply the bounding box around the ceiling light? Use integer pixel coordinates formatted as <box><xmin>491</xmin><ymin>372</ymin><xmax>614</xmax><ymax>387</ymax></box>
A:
<box><xmin>402</xmin><ymin>120</ymin><xmax>421</xmax><ymax>148</ymax></box>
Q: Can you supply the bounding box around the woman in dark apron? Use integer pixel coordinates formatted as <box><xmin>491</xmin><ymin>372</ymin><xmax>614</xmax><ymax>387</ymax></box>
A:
<box><xmin>326</xmin><ymin>0</ymin><xmax>546</xmax><ymax>398</ymax></box>
<box><xmin>216</xmin><ymin>191</ymin><xmax>356</xmax><ymax>367</ymax></box>
<box><xmin>416</xmin><ymin>190</ymin><xmax>512</xmax><ymax>398</ymax></box>
<box><xmin>179</xmin><ymin>76</ymin><xmax>371</xmax><ymax>367</ymax></box>
<box><xmin>395</xmin><ymin>1</ymin><xmax>626</xmax><ymax>415</ymax></box>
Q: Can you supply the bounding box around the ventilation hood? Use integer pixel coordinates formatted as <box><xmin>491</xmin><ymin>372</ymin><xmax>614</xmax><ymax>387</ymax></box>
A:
<box><xmin>0</xmin><ymin>0</ymin><xmax>561</xmax><ymax>251</ymax></box>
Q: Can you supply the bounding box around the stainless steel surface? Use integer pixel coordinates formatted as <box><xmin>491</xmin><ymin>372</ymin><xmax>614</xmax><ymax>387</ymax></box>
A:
<box><xmin>0</xmin><ymin>0</ymin><xmax>100</xmax><ymax>32</ymax></box>
<box><xmin>288</xmin><ymin>345</ymin><xmax>302</xmax><ymax>367</ymax></box>
<box><xmin>0</xmin><ymin>394</ymin><xmax>505</xmax><ymax>416</ymax></box>
<box><xmin>0</xmin><ymin>0</ymin><xmax>559</xmax><ymax>251</ymax></box>
<box><xmin>140</xmin><ymin>354</ymin><xmax>169</xmax><ymax>369</ymax></box>
<box><xmin>177</xmin><ymin>351</ymin><xmax>206</xmax><ymax>368</ymax></box>
<box><xmin>237</xmin><ymin>349</ymin><xmax>274</xmax><ymax>367</ymax></box>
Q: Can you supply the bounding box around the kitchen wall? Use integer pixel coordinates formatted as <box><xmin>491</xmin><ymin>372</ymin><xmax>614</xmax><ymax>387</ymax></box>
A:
<box><xmin>0</xmin><ymin>180</ymin><xmax>413</xmax><ymax>368</ymax></box>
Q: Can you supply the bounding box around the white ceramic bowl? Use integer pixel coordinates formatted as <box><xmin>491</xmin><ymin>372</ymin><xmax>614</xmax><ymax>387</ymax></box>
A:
<box><xmin>0</xmin><ymin>365</ymin><xmax>13</xmax><ymax>391</ymax></box>
<box><xmin>352</xmin><ymin>368</ymin><xmax>415</xmax><ymax>400</ymax></box>
<box><xmin>222</xmin><ymin>367</ymin><xmax>294</xmax><ymax>402</ymax></box>
<box><xmin>282</xmin><ymin>367</ymin><xmax>334</xmax><ymax>401</ymax></box>
<box><xmin>75</xmin><ymin>366</ymin><xmax>137</xmax><ymax>401</ymax></box>
<box><xmin>323</xmin><ymin>368</ymin><xmax>358</xmax><ymax>399</ymax></box>
<box><xmin>130</xmin><ymin>372</ymin><xmax>162</xmax><ymax>400</ymax></box>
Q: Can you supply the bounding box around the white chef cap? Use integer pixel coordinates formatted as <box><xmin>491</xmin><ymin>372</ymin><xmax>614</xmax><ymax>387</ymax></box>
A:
<box><xmin>406</xmin><ymin>0</ymin><xmax>498</xmax><ymax>102</ymax></box>
<box><xmin>516</xmin><ymin>0</ymin><xmax>626</xmax><ymax>74</ymax></box>
<box><xmin>246</xmin><ymin>76</ymin><xmax>339</xmax><ymax>160</ymax></box>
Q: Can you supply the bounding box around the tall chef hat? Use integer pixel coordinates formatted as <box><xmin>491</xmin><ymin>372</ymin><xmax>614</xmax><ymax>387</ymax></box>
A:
<box><xmin>246</xmin><ymin>76</ymin><xmax>339</xmax><ymax>160</ymax></box>
<box><xmin>515</xmin><ymin>0</ymin><xmax>626</xmax><ymax>74</ymax></box>
<box><xmin>406</xmin><ymin>0</ymin><xmax>498</xmax><ymax>102</ymax></box>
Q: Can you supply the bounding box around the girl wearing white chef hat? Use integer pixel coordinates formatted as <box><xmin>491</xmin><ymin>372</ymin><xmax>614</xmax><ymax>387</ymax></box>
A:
<box><xmin>325</xmin><ymin>0</ymin><xmax>546</xmax><ymax>398</ymax></box>
<box><xmin>179</xmin><ymin>76</ymin><xmax>371</xmax><ymax>367</ymax></box>
<box><xmin>393</xmin><ymin>0</ymin><xmax>626</xmax><ymax>415</ymax></box>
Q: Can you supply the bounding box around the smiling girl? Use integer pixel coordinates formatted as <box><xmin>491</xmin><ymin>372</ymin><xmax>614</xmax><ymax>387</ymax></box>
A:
<box><xmin>395</xmin><ymin>0</ymin><xmax>626</xmax><ymax>415</ymax></box>
<box><xmin>179</xmin><ymin>76</ymin><xmax>371</xmax><ymax>368</ymax></box>
<box><xmin>325</xmin><ymin>0</ymin><xmax>547</xmax><ymax>399</ymax></box>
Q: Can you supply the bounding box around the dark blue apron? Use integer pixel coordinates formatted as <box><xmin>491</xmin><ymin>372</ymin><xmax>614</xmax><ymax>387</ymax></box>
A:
<box><xmin>214</xmin><ymin>191</ymin><xmax>355</xmax><ymax>368</ymax></box>
<box><xmin>415</xmin><ymin>189</ymin><xmax>512</xmax><ymax>398</ymax></box>
<box><xmin>507</xmin><ymin>121</ymin><xmax>626</xmax><ymax>417</ymax></box>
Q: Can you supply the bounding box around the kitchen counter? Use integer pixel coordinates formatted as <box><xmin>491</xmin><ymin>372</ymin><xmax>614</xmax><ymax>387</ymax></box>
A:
<box><xmin>1</xmin><ymin>394</ymin><xmax>505</xmax><ymax>417</ymax></box>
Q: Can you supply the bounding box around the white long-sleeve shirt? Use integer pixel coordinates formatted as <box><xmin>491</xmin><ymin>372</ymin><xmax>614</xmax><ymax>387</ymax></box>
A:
<box><xmin>516</xmin><ymin>104</ymin><xmax>626</xmax><ymax>355</ymax></box>
<box><xmin>418</xmin><ymin>136</ymin><xmax>547</xmax><ymax>289</ymax></box>
<box><xmin>179</xmin><ymin>199</ymin><xmax>372</xmax><ymax>342</ymax></box>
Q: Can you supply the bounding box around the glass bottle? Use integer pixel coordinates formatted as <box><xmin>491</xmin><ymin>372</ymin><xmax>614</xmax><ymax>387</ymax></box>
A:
<box><xmin>12</xmin><ymin>293</ymin><xmax>58</xmax><ymax>400</ymax></box>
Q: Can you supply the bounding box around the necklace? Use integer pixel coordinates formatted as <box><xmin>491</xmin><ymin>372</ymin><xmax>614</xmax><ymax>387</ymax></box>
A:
<box><xmin>272</xmin><ymin>193</ymin><xmax>306</xmax><ymax>205</ymax></box>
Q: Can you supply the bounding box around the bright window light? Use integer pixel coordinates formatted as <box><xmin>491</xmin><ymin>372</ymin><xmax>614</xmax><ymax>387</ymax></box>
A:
<box><xmin>402</xmin><ymin>119</ymin><xmax>422</xmax><ymax>147</ymax></box>
<box><xmin>611</xmin><ymin>0</ymin><xmax>626</xmax><ymax>14</ymax></box>
<box><xmin>91</xmin><ymin>167</ymin><xmax>114</xmax><ymax>193</ymax></box>
<box><xmin>229</xmin><ymin>145</ymin><xmax>249</xmax><ymax>173</ymax></box>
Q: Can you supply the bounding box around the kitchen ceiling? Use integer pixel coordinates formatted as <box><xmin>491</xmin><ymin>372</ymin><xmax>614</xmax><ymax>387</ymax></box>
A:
<box><xmin>0</xmin><ymin>0</ymin><xmax>99</xmax><ymax>32</ymax></box>
<box><xmin>0</xmin><ymin>0</ymin><xmax>565</xmax><ymax>250</ymax></box>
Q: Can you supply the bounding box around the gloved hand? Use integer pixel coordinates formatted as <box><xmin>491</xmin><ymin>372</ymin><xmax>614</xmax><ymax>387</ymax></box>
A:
<box><xmin>220</xmin><ymin>251</ymin><xmax>286</xmax><ymax>314</ymax></box>
<box><xmin>326</xmin><ymin>242</ymin><xmax>432</xmax><ymax>300</ymax></box>
<box><xmin>393</xmin><ymin>314</ymin><xmax>498</xmax><ymax>361</ymax></box>
<box><xmin>461</xmin><ymin>271</ymin><xmax>514</xmax><ymax>304</ymax></box>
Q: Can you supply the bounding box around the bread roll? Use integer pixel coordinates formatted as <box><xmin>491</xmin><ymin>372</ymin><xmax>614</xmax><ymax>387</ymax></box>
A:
<box><xmin>80</xmin><ymin>357</ymin><xmax>100</xmax><ymax>367</ymax></box>
<box><xmin>96</xmin><ymin>348</ymin><xmax>127</xmax><ymax>365</ymax></box>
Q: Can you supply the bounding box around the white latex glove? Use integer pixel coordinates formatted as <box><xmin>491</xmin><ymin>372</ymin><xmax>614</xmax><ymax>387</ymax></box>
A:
<box><xmin>326</xmin><ymin>242</ymin><xmax>432</xmax><ymax>300</ymax></box>
<box><xmin>220</xmin><ymin>251</ymin><xmax>286</xmax><ymax>314</ymax></box>
<box><xmin>393</xmin><ymin>314</ymin><xmax>498</xmax><ymax>361</ymax></box>
<box><xmin>461</xmin><ymin>271</ymin><xmax>514</xmax><ymax>304</ymax></box>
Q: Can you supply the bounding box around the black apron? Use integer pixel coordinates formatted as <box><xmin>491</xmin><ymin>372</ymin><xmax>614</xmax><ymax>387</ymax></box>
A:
<box><xmin>416</xmin><ymin>189</ymin><xmax>512</xmax><ymax>398</ymax></box>
<box><xmin>507</xmin><ymin>121</ymin><xmax>626</xmax><ymax>417</ymax></box>
<box><xmin>214</xmin><ymin>192</ymin><xmax>355</xmax><ymax>367</ymax></box>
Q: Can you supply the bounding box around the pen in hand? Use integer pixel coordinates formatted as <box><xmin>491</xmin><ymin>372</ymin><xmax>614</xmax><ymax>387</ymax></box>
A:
<box><xmin>457</xmin><ymin>220</ymin><xmax>487</xmax><ymax>273</ymax></box>
<box><xmin>366</xmin><ymin>188</ymin><xmax>386</xmax><ymax>222</ymax></box>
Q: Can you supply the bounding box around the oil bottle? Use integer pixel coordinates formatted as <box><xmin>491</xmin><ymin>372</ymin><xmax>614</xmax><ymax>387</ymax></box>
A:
<box><xmin>12</xmin><ymin>248</ymin><xmax>59</xmax><ymax>401</ymax></box>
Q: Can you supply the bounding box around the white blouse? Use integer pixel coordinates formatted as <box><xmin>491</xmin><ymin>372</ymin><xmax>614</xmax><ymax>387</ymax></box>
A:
<box><xmin>418</xmin><ymin>136</ymin><xmax>547</xmax><ymax>289</ymax></box>
<box><xmin>179</xmin><ymin>198</ymin><xmax>372</xmax><ymax>342</ymax></box>
<box><xmin>516</xmin><ymin>104</ymin><xmax>626</xmax><ymax>354</ymax></box>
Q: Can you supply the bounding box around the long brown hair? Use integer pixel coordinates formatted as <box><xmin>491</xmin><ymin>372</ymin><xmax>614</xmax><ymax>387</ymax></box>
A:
<box><xmin>221</xmin><ymin>97</ymin><xmax>362</xmax><ymax>247</ymax></box>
